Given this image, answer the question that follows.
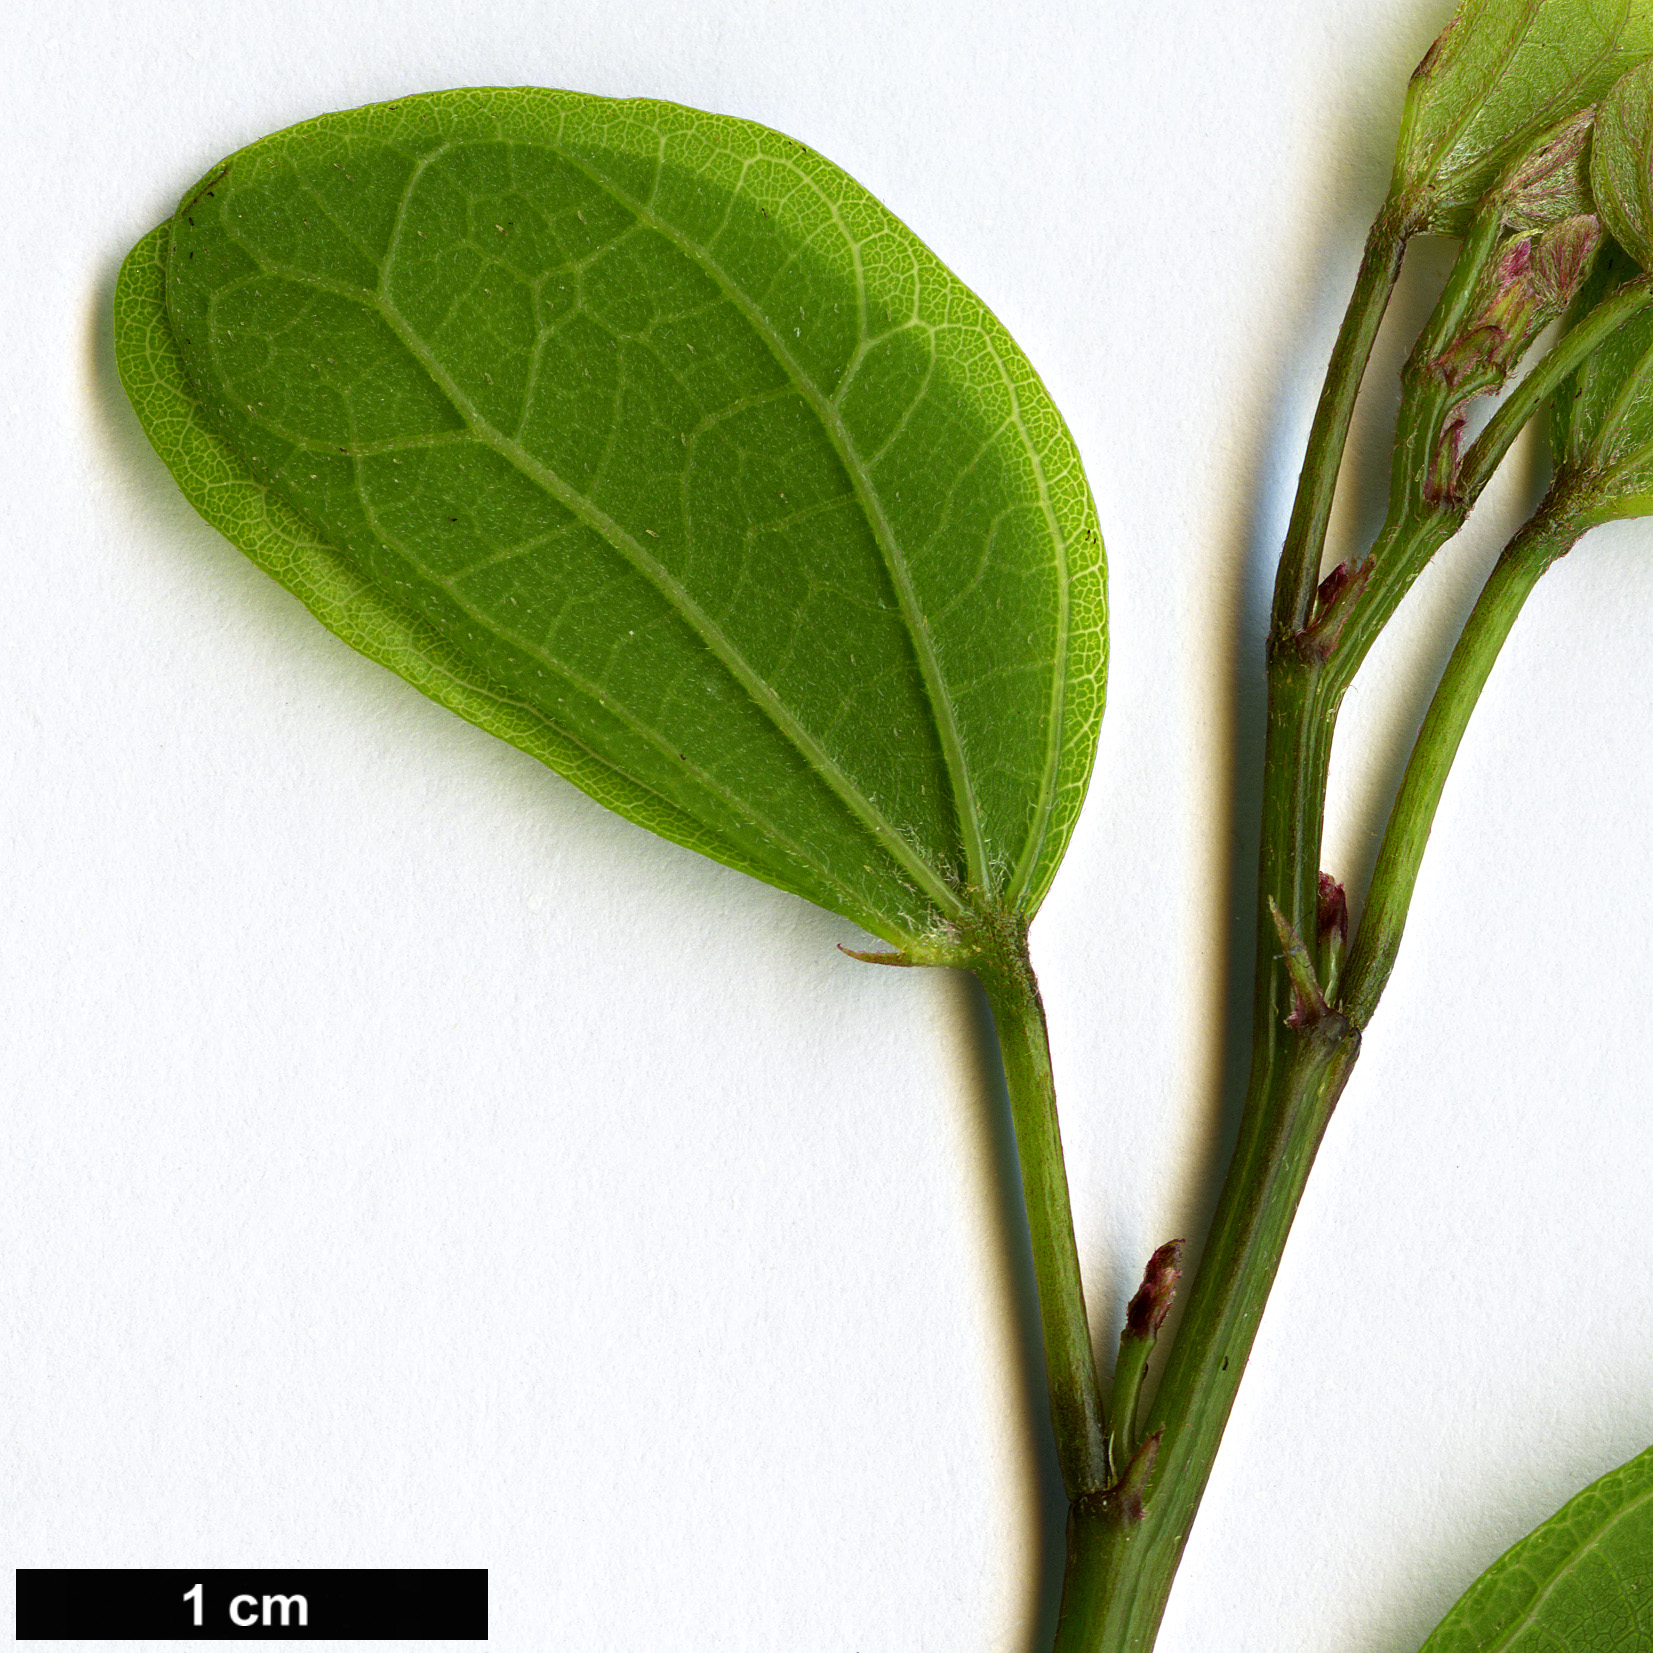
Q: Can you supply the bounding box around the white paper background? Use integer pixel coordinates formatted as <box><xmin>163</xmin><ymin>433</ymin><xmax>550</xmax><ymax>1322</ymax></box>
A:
<box><xmin>5</xmin><ymin>1</ymin><xmax>1653</xmax><ymax>1648</ymax></box>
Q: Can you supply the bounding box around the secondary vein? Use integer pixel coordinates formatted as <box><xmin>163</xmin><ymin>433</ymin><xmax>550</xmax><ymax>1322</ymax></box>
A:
<box><xmin>550</xmin><ymin>141</ymin><xmax>996</xmax><ymax>898</ymax></box>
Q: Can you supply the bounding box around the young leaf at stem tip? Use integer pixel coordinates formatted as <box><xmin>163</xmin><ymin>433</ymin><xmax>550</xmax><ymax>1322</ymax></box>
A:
<box><xmin>1424</xmin><ymin>207</ymin><xmax>1604</xmax><ymax>501</ymax></box>
<box><xmin>116</xmin><ymin>89</ymin><xmax>1106</xmax><ymax>961</ymax></box>
<box><xmin>1433</xmin><ymin>213</ymin><xmax>1604</xmax><ymax>396</ymax></box>
<box><xmin>1393</xmin><ymin>0</ymin><xmax>1653</xmax><ymax>233</ymax></box>
<box><xmin>1493</xmin><ymin>104</ymin><xmax>1596</xmax><ymax>231</ymax></box>
<box><xmin>1541</xmin><ymin>62</ymin><xmax>1653</xmax><ymax>528</ymax></box>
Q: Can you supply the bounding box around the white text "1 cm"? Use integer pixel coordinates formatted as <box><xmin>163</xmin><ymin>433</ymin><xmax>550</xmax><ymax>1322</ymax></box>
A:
<box><xmin>182</xmin><ymin>1583</ymin><xmax>309</xmax><ymax>1628</ymax></box>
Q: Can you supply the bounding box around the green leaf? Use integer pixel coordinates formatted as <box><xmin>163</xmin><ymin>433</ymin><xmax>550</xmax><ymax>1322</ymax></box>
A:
<box><xmin>1546</xmin><ymin>247</ymin><xmax>1653</xmax><ymax>517</ymax></box>
<box><xmin>1417</xmin><ymin>1442</ymin><xmax>1653</xmax><ymax>1653</ymax></box>
<box><xmin>1548</xmin><ymin>240</ymin><xmax>1642</xmax><ymax>466</ymax></box>
<box><xmin>115</xmin><ymin>90</ymin><xmax>1104</xmax><ymax>957</ymax></box>
<box><xmin>1393</xmin><ymin>0</ymin><xmax>1653</xmax><ymax>234</ymax></box>
<box><xmin>1593</xmin><ymin>58</ymin><xmax>1653</xmax><ymax>266</ymax></box>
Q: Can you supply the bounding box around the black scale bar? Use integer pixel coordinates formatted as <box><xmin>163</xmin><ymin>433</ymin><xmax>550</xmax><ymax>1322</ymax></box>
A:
<box><xmin>15</xmin><ymin>1570</ymin><xmax>487</xmax><ymax>1641</ymax></box>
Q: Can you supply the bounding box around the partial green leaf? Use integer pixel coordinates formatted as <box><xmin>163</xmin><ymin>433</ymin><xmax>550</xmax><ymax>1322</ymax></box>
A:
<box><xmin>1547</xmin><ymin>254</ymin><xmax>1653</xmax><ymax>515</ymax></box>
<box><xmin>1417</xmin><ymin>1442</ymin><xmax>1653</xmax><ymax>1653</ymax></box>
<box><xmin>116</xmin><ymin>91</ymin><xmax>1105</xmax><ymax>956</ymax></box>
<box><xmin>1548</xmin><ymin>239</ymin><xmax>1641</xmax><ymax>465</ymax></box>
<box><xmin>1593</xmin><ymin>58</ymin><xmax>1653</xmax><ymax>266</ymax></box>
<box><xmin>1393</xmin><ymin>0</ymin><xmax>1653</xmax><ymax>234</ymax></box>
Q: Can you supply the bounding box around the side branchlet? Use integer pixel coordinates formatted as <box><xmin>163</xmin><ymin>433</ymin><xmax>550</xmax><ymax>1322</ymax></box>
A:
<box><xmin>1106</xmin><ymin>1240</ymin><xmax>1185</xmax><ymax>1483</ymax></box>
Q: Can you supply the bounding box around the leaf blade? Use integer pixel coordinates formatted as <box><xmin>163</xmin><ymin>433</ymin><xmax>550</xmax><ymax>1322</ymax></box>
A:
<box><xmin>1417</xmin><ymin>1443</ymin><xmax>1653</xmax><ymax>1653</ymax></box>
<box><xmin>128</xmin><ymin>89</ymin><xmax>1105</xmax><ymax>947</ymax></box>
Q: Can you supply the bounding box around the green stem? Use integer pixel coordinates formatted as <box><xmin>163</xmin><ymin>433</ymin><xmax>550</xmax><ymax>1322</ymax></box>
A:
<box><xmin>1326</xmin><ymin>509</ymin><xmax>1459</xmax><ymax>702</ymax></box>
<box><xmin>1313</xmin><ymin>201</ymin><xmax>1523</xmax><ymax>706</ymax></box>
<box><xmin>1048</xmin><ymin>602</ymin><xmax>1365</xmax><ymax>1653</ymax></box>
<box><xmin>1035</xmin><ymin>193</ymin><xmax>1629</xmax><ymax>1653</ymax></box>
<box><xmin>1339</xmin><ymin>506</ymin><xmax>1581</xmax><ymax>1027</ymax></box>
<box><xmin>1106</xmin><ymin>1340</ymin><xmax>1152</xmax><ymax>1480</ymax></box>
<box><xmin>1040</xmin><ymin>202</ymin><xmax>1414</xmax><ymax>1652</ymax></box>
<box><xmin>1272</xmin><ymin>202</ymin><xmax>1415</xmax><ymax>635</ymax></box>
<box><xmin>1323</xmin><ymin>251</ymin><xmax>1650</xmax><ymax>713</ymax></box>
<box><xmin>1053</xmin><ymin>1011</ymin><xmax>1362</xmax><ymax>1652</ymax></box>
<box><xmin>974</xmin><ymin>927</ymin><xmax>1108</xmax><ymax>1500</ymax></box>
<box><xmin>1048</xmin><ymin>193</ymin><xmax>1508</xmax><ymax>1652</ymax></box>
